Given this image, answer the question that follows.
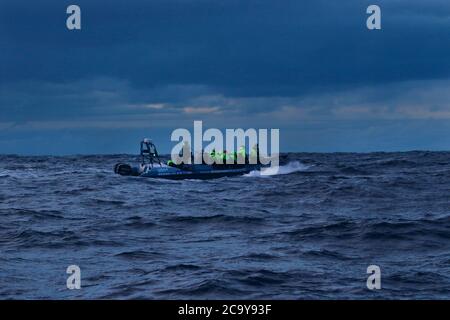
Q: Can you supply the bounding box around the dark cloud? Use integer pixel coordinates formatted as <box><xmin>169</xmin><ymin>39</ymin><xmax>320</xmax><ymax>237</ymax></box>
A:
<box><xmin>1</xmin><ymin>0</ymin><xmax>450</xmax><ymax>153</ymax></box>
<box><xmin>2</xmin><ymin>0</ymin><xmax>449</xmax><ymax>94</ymax></box>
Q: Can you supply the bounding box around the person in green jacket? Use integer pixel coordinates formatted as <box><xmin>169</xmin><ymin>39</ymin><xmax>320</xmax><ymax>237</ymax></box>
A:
<box><xmin>209</xmin><ymin>149</ymin><xmax>222</xmax><ymax>164</ymax></box>
<box><xmin>229</xmin><ymin>151</ymin><xmax>237</xmax><ymax>163</ymax></box>
<box><xmin>214</xmin><ymin>149</ymin><xmax>222</xmax><ymax>164</ymax></box>
<box><xmin>237</xmin><ymin>145</ymin><xmax>247</xmax><ymax>164</ymax></box>
<box><xmin>250</xmin><ymin>144</ymin><xmax>259</xmax><ymax>164</ymax></box>
<box><xmin>223</xmin><ymin>150</ymin><xmax>235</xmax><ymax>164</ymax></box>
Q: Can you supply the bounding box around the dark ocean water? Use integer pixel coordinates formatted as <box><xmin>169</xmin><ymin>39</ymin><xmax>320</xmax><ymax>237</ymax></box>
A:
<box><xmin>1</xmin><ymin>151</ymin><xmax>450</xmax><ymax>299</ymax></box>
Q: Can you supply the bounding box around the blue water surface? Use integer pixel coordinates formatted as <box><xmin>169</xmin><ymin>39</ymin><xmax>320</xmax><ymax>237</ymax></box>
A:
<box><xmin>1</xmin><ymin>152</ymin><xmax>450</xmax><ymax>299</ymax></box>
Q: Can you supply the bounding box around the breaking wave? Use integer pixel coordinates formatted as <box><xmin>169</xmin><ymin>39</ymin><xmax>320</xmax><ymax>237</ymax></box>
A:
<box><xmin>245</xmin><ymin>161</ymin><xmax>309</xmax><ymax>177</ymax></box>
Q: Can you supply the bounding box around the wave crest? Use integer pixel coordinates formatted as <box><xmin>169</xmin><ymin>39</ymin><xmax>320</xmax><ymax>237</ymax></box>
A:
<box><xmin>245</xmin><ymin>161</ymin><xmax>309</xmax><ymax>177</ymax></box>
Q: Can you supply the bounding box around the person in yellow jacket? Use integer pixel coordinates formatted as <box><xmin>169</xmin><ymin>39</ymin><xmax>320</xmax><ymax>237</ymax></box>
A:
<box><xmin>250</xmin><ymin>144</ymin><xmax>259</xmax><ymax>164</ymax></box>
<box><xmin>209</xmin><ymin>149</ymin><xmax>238</xmax><ymax>164</ymax></box>
<box><xmin>237</xmin><ymin>145</ymin><xmax>247</xmax><ymax>164</ymax></box>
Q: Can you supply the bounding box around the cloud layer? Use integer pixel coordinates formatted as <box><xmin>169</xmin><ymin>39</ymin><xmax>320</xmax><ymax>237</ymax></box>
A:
<box><xmin>1</xmin><ymin>0</ymin><xmax>450</xmax><ymax>154</ymax></box>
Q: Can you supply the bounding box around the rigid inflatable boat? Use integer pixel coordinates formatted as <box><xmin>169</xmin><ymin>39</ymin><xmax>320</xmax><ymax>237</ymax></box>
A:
<box><xmin>114</xmin><ymin>139</ymin><xmax>262</xmax><ymax>180</ymax></box>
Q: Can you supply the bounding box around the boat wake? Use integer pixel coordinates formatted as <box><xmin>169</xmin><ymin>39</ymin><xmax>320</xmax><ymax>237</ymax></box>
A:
<box><xmin>245</xmin><ymin>161</ymin><xmax>309</xmax><ymax>177</ymax></box>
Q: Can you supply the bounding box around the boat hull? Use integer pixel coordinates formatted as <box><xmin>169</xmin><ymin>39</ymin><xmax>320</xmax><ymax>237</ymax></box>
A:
<box><xmin>114</xmin><ymin>163</ymin><xmax>261</xmax><ymax>180</ymax></box>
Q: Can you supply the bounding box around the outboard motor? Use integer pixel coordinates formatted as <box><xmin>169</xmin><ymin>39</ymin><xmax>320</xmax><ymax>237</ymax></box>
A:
<box><xmin>114</xmin><ymin>163</ymin><xmax>135</xmax><ymax>176</ymax></box>
<box><xmin>114</xmin><ymin>138</ymin><xmax>162</xmax><ymax>176</ymax></box>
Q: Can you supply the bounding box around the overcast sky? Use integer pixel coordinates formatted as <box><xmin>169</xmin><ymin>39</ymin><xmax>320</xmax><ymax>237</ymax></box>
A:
<box><xmin>1</xmin><ymin>0</ymin><xmax>450</xmax><ymax>154</ymax></box>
